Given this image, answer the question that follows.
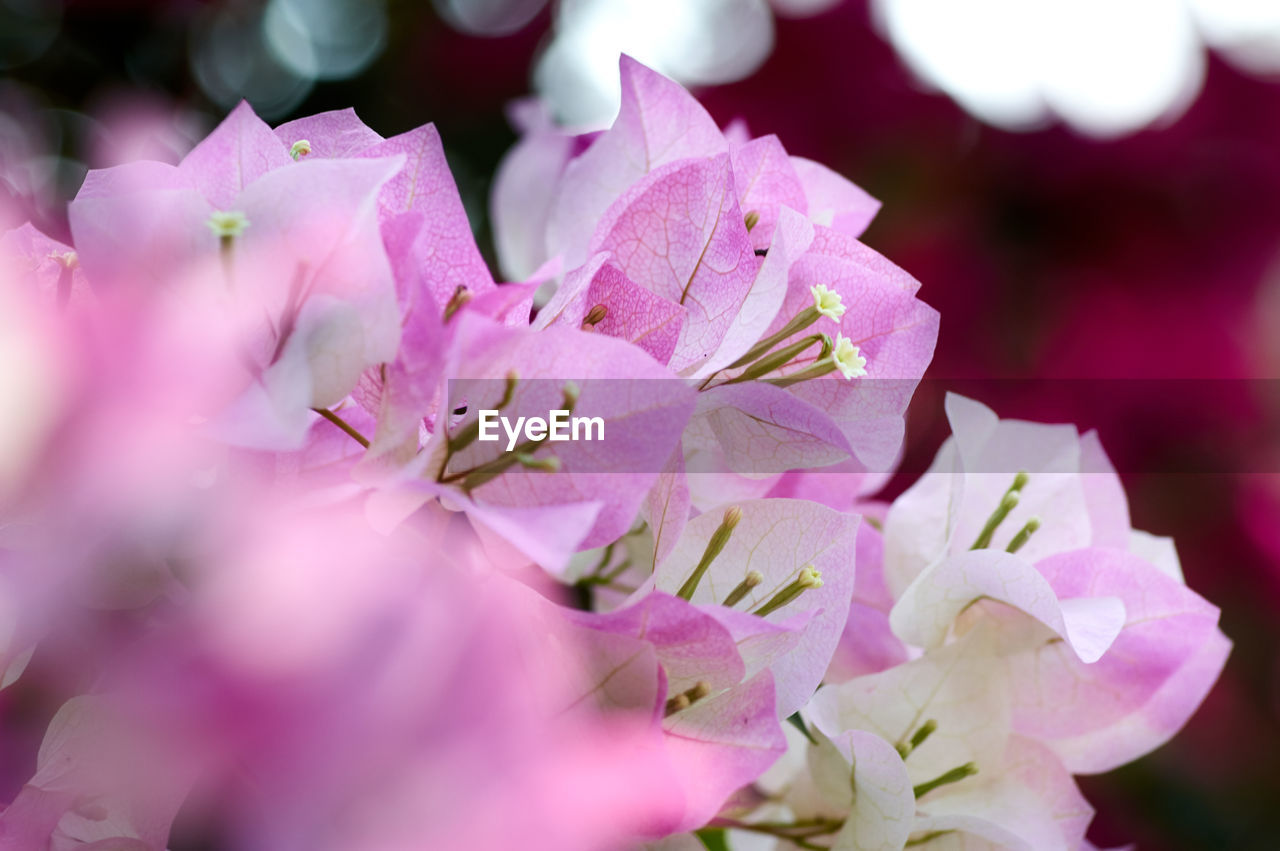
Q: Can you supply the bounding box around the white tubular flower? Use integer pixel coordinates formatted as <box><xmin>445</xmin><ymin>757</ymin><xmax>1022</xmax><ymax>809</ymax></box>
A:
<box><xmin>831</xmin><ymin>334</ymin><xmax>867</xmax><ymax>379</ymax></box>
<box><xmin>811</xmin><ymin>283</ymin><xmax>846</xmax><ymax>320</ymax></box>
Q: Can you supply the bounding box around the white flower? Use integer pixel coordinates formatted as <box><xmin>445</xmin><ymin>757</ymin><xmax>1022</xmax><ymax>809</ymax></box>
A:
<box><xmin>830</xmin><ymin>334</ymin><xmax>867</xmax><ymax>379</ymax></box>
<box><xmin>810</xmin><ymin>283</ymin><xmax>845</xmax><ymax>320</ymax></box>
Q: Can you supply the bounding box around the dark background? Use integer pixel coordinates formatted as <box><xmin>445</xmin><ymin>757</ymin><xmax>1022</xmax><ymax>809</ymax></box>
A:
<box><xmin>3</xmin><ymin>1</ymin><xmax>1278</xmax><ymax>847</ymax></box>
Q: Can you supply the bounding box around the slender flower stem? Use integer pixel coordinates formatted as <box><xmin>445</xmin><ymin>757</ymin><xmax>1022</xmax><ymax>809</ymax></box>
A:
<box><xmin>312</xmin><ymin>407</ymin><xmax>369</xmax><ymax>448</ymax></box>
<box><xmin>761</xmin><ymin>358</ymin><xmax>838</xmax><ymax>387</ymax></box>
<box><xmin>720</xmin><ymin>334</ymin><xmax>831</xmax><ymax>387</ymax></box>
<box><xmin>725</xmin><ymin>306</ymin><xmax>824</xmax><ymax>371</ymax></box>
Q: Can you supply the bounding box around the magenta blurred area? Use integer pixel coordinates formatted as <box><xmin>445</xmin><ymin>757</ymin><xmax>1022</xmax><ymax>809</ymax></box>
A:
<box><xmin>2</xmin><ymin>0</ymin><xmax>1278</xmax><ymax>847</ymax></box>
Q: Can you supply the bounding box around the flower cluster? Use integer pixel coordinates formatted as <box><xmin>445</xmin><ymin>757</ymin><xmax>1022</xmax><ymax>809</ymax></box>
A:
<box><xmin>0</xmin><ymin>57</ymin><xmax>1224</xmax><ymax>851</ymax></box>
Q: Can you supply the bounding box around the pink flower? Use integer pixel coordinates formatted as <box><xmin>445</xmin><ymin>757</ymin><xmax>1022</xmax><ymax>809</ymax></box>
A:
<box><xmin>0</xmin><ymin>499</ymin><xmax>684</xmax><ymax>851</ymax></box>
<box><xmin>502</xmin><ymin>58</ymin><xmax>938</xmax><ymax>537</ymax></box>
<box><xmin>882</xmin><ymin>394</ymin><xmax>1229</xmax><ymax>770</ymax></box>
<box><xmin>67</xmin><ymin>105</ymin><xmax>404</xmax><ymax>448</ymax></box>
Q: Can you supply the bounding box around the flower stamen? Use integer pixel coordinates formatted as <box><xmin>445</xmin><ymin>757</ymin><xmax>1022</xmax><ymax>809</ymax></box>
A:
<box><xmin>677</xmin><ymin>506</ymin><xmax>742</xmax><ymax>600</ymax></box>
<box><xmin>753</xmin><ymin>566</ymin><xmax>823</xmax><ymax>617</ymax></box>
<box><xmin>664</xmin><ymin>680</ymin><xmax>712</xmax><ymax>716</ymax></box>
<box><xmin>721</xmin><ymin>284</ymin><xmax>846</xmax><ymax>373</ymax></box>
<box><xmin>722</xmin><ymin>570</ymin><xmax>764</xmax><ymax>608</ymax></box>
<box><xmin>895</xmin><ymin>718</ymin><xmax>937</xmax><ymax>758</ymax></box>
<box><xmin>913</xmin><ymin>762</ymin><xmax>977</xmax><ymax>799</ymax></box>
<box><xmin>1006</xmin><ymin>516</ymin><xmax>1041</xmax><ymax>554</ymax></box>
<box><xmin>970</xmin><ymin>471</ymin><xmax>1029</xmax><ymax>550</ymax></box>
<box><xmin>444</xmin><ymin>285</ymin><xmax>471</xmax><ymax>321</ymax></box>
<box><xmin>581</xmin><ymin>303</ymin><xmax>608</xmax><ymax>329</ymax></box>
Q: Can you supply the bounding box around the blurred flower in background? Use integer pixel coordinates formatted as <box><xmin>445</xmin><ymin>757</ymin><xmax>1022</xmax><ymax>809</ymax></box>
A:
<box><xmin>440</xmin><ymin>0</ymin><xmax>1280</xmax><ymax>136</ymax></box>
<box><xmin>874</xmin><ymin>0</ymin><xmax>1280</xmax><ymax>137</ymax></box>
<box><xmin>193</xmin><ymin>0</ymin><xmax>388</xmax><ymax>119</ymax></box>
<box><xmin>433</xmin><ymin>0</ymin><xmax>850</xmax><ymax>127</ymax></box>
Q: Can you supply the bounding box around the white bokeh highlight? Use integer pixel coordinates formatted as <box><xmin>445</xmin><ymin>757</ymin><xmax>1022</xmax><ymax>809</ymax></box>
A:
<box><xmin>873</xmin><ymin>0</ymin><xmax>1206</xmax><ymax>137</ymax></box>
<box><xmin>534</xmin><ymin>0</ymin><xmax>775</xmax><ymax>128</ymax></box>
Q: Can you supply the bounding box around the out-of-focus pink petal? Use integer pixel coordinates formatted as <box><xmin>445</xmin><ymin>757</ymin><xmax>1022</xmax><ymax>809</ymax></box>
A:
<box><xmin>663</xmin><ymin>670</ymin><xmax>786</xmax><ymax>830</ymax></box>
<box><xmin>68</xmin><ymin>162</ymin><xmax>210</xmax><ymax>289</ymax></box>
<box><xmin>0</xmin><ymin>224</ymin><xmax>92</xmax><ymax>309</ymax></box>
<box><xmin>491</xmin><ymin>99</ymin><xmax>579</xmax><ymax>281</ymax></box>
<box><xmin>563</xmin><ymin>591</ymin><xmax>788</xmax><ymax>830</ymax></box>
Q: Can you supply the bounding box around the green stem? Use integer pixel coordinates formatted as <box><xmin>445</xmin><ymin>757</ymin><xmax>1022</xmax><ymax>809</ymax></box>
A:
<box><xmin>312</xmin><ymin>407</ymin><xmax>369</xmax><ymax>449</ymax></box>
<box><xmin>725</xmin><ymin>306</ymin><xmax>823</xmax><ymax>371</ymax></box>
